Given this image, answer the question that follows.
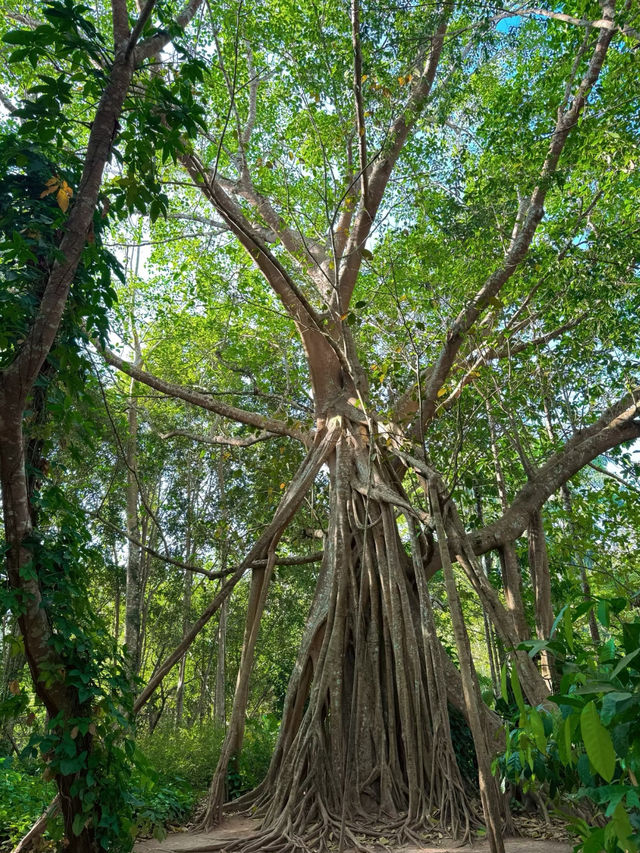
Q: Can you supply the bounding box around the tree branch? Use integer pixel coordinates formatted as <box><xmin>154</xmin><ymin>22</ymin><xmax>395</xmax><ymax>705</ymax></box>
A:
<box><xmin>469</xmin><ymin>385</ymin><xmax>640</xmax><ymax>559</ymax></box>
<box><xmin>159</xmin><ymin>428</ymin><xmax>279</xmax><ymax>447</ymax></box>
<box><xmin>134</xmin><ymin>0</ymin><xmax>204</xmax><ymax>61</ymax></box>
<box><xmin>100</xmin><ymin>346</ymin><xmax>312</xmax><ymax>445</ymax></box>
<box><xmin>503</xmin><ymin>6</ymin><xmax>639</xmax><ymax>45</ymax></box>
<box><xmin>416</xmin><ymin>11</ymin><xmax>617</xmax><ymax>428</ymax></box>
<box><xmin>351</xmin><ymin>0</ymin><xmax>368</xmax><ymax>203</ymax></box>
<box><xmin>111</xmin><ymin>0</ymin><xmax>130</xmax><ymax>47</ymax></box>
<box><xmin>337</xmin><ymin>4</ymin><xmax>452</xmax><ymax>310</ymax></box>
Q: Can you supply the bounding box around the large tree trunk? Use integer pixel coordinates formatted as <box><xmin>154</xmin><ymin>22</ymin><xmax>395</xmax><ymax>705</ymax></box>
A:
<box><xmin>203</xmin><ymin>422</ymin><xmax>479</xmax><ymax>850</ymax></box>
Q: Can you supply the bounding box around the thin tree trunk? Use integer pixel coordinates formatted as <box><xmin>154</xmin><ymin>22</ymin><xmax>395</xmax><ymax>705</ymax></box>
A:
<box><xmin>542</xmin><ymin>396</ymin><xmax>600</xmax><ymax>646</ymax></box>
<box><xmin>431</xmin><ymin>481</ymin><xmax>505</xmax><ymax>853</ymax></box>
<box><xmin>527</xmin><ymin>510</ymin><xmax>555</xmax><ymax>688</ymax></box>
<box><xmin>175</xmin><ymin>569</ymin><xmax>193</xmax><ymax>727</ymax></box>
<box><xmin>125</xmin><ymin>364</ymin><xmax>142</xmax><ymax>676</ymax></box>
<box><xmin>487</xmin><ymin>407</ymin><xmax>529</xmax><ymax>639</ymax></box>
<box><xmin>474</xmin><ymin>487</ymin><xmax>501</xmax><ymax>697</ymax></box>
<box><xmin>215</xmin><ymin>600</ymin><xmax>228</xmax><ymax>727</ymax></box>
<box><xmin>215</xmin><ymin>452</ymin><xmax>229</xmax><ymax>727</ymax></box>
<box><xmin>176</xmin><ymin>480</ymin><xmax>194</xmax><ymax>728</ymax></box>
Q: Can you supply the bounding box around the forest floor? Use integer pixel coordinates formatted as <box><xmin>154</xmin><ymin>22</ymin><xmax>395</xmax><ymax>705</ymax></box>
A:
<box><xmin>135</xmin><ymin>815</ymin><xmax>574</xmax><ymax>853</ymax></box>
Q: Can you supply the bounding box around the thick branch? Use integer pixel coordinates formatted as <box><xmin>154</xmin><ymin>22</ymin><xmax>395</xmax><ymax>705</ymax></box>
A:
<box><xmin>505</xmin><ymin>6</ymin><xmax>639</xmax><ymax>44</ymax></box>
<box><xmin>134</xmin><ymin>0</ymin><xmax>204</xmax><ymax>61</ymax></box>
<box><xmin>159</xmin><ymin>428</ymin><xmax>279</xmax><ymax>447</ymax></box>
<box><xmin>337</xmin><ymin>5</ymin><xmax>451</xmax><ymax>309</ymax></box>
<box><xmin>181</xmin><ymin>155</ymin><xmax>355</xmax><ymax>405</ymax></box>
<box><xmin>101</xmin><ymin>346</ymin><xmax>311</xmax><ymax>445</ymax></box>
<box><xmin>475</xmin><ymin>386</ymin><xmax>640</xmax><ymax>553</ymax></box>
<box><xmin>133</xmin><ymin>420</ymin><xmax>341</xmax><ymax>712</ymax></box>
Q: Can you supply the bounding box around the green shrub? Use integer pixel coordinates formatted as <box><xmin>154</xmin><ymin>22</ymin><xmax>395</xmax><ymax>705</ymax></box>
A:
<box><xmin>136</xmin><ymin>721</ymin><xmax>225</xmax><ymax>793</ymax></box>
<box><xmin>137</xmin><ymin>715</ymin><xmax>279</xmax><ymax>802</ymax></box>
<box><xmin>495</xmin><ymin>599</ymin><xmax>640</xmax><ymax>853</ymax></box>
<box><xmin>229</xmin><ymin>714</ymin><xmax>279</xmax><ymax>798</ymax></box>
<box><xmin>0</xmin><ymin>756</ymin><xmax>56</xmax><ymax>851</ymax></box>
<box><xmin>128</xmin><ymin>769</ymin><xmax>196</xmax><ymax>841</ymax></box>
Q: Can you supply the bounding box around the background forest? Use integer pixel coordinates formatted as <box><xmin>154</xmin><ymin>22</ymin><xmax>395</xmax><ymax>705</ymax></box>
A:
<box><xmin>0</xmin><ymin>0</ymin><xmax>639</xmax><ymax>851</ymax></box>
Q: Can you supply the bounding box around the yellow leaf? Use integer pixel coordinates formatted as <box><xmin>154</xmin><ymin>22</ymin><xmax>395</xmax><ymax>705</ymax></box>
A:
<box><xmin>40</xmin><ymin>179</ymin><xmax>59</xmax><ymax>199</ymax></box>
<box><xmin>280</xmin><ymin>483</ymin><xmax>285</xmax><ymax>489</ymax></box>
<box><xmin>56</xmin><ymin>188</ymin><xmax>70</xmax><ymax>212</ymax></box>
<box><xmin>398</xmin><ymin>76</ymin><xmax>405</xmax><ymax>85</ymax></box>
<box><xmin>361</xmin><ymin>74</ymin><xmax>368</xmax><ymax>83</ymax></box>
<box><xmin>437</xmin><ymin>387</ymin><xmax>448</xmax><ymax>398</ymax></box>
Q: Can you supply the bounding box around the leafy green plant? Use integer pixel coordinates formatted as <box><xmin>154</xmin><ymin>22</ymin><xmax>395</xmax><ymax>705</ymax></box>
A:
<box><xmin>0</xmin><ymin>756</ymin><xmax>57</xmax><ymax>851</ymax></box>
<box><xmin>127</xmin><ymin>761</ymin><xmax>197</xmax><ymax>841</ymax></box>
<box><xmin>496</xmin><ymin>599</ymin><xmax>640</xmax><ymax>853</ymax></box>
<box><xmin>136</xmin><ymin>722</ymin><xmax>225</xmax><ymax>793</ymax></box>
<box><xmin>230</xmin><ymin>714</ymin><xmax>279</xmax><ymax>798</ymax></box>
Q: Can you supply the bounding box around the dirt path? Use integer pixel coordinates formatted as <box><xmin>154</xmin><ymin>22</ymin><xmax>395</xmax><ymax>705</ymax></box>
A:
<box><xmin>135</xmin><ymin>816</ymin><xmax>574</xmax><ymax>853</ymax></box>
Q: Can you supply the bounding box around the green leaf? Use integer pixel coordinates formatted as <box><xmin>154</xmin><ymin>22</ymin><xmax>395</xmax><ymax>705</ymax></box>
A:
<box><xmin>611</xmin><ymin>649</ymin><xmax>640</xmax><ymax>679</ymax></box>
<box><xmin>580</xmin><ymin>701</ymin><xmax>616</xmax><ymax>782</ymax></box>
<box><xmin>582</xmin><ymin>828</ymin><xmax>606</xmax><ymax>853</ymax></box>
<box><xmin>500</xmin><ymin>662</ymin><xmax>508</xmax><ymax>704</ymax></box>
<box><xmin>557</xmin><ymin>715</ymin><xmax>573</xmax><ymax>766</ymax></box>
<box><xmin>600</xmin><ymin>692</ymin><xmax>634</xmax><ymax>725</ymax></box>
<box><xmin>610</xmin><ymin>802</ymin><xmax>637</xmax><ymax>852</ymax></box>
<box><xmin>72</xmin><ymin>813</ymin><xmax>85</xmax><ymax>836</ymax></box>
<box><xmin>510</xmin><ymin>663</ymin><xmax>525</xmax><ymax>714</ymax></box>
<box><xmin>597</xmin><ymin>599</ymin><xmax>611</xmax><ymax>628</ymax></box>
<box><xmin>563</xmin><ymin>607</ymin><xmax>575</xmax><ymax>652</ymax></box>
<box><xmin>528</xmin><ymin>708</ymin><xmax>547</xmax><ymax>753</ymax></box>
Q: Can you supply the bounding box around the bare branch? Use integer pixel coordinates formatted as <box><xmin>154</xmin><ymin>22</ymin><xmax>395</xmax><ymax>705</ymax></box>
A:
<box><xmin>502</xmin><ymin>6</ymin><xmax>640</xmax><ymax>45</ymax></box>
<box><xmin>471</xmin><ymin>385</ymin><xmax>640</xmax><ymax>557</ymax></box>
<box><xmin>134</xmin><ymin>0</ymin><xmax>204</xmax><ymax>61</ymax></box>
<box><xmin>159</xmin><ymin>427</ymin><xmax>279</xmax><ymax>447</ymax></box>
<box><xmin>127</xmin><ymin>0</ymin><xmax>158</xmax><ymax>56</ymax></box>
<box><xmin>240</xmin><ymin>43</ymin><xmax>259</xmax><ymax>147</ymax></box>
<box><xmin>181</xmin><ymin>154</ymin><xmax>356</xmax><ymax>396</ymax></box>
<box><xmin>0</xmin><ymin>90</ymin><xmax>17</xmax><ymax>113</ymax></box>
<box><xmin>588</xmin><ymin>461</ymin><xmax>640</xmax><ymax>495</ymax></box>
<box><xmin>351</xmin><ymin>0</ymin><xmax>368</xmax><ymax>203</ymax></box>
<box><xmin>216</xmin><ymin>175</ymin><xmax>330</xmax><ymax>286</ymax></box>
<box><xmin>133</xmin><ymin>421</ymin><xmax>341</xmax><ymax>712</ymax></box>
<box><xmin>434</xmin><ymin>313</ymin><xmax>586</xmax><ymax>415</ymax></box>
<box><xmin>337</xmin><ymin>4</ymin><xmax>452</xmax><ymax>310</ymax></box>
